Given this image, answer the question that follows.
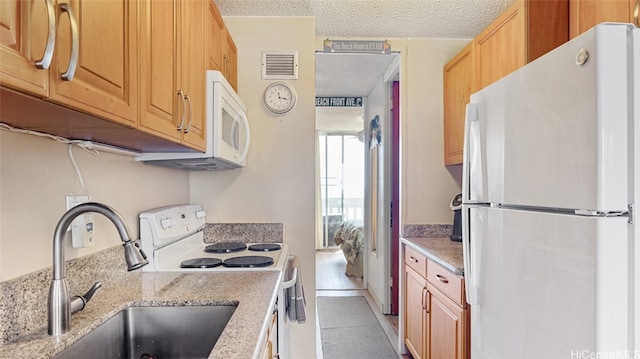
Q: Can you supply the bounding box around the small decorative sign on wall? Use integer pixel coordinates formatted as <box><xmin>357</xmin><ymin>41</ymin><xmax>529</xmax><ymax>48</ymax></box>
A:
<box><xmin>323</xmin><ymin>39</ymin><xmax>391</xmax><ymax>54</ymax></box>
<box><xmin>315</xmin><ymin>97</ymin><xmax>363</xmax><ymax>107</ymax></box>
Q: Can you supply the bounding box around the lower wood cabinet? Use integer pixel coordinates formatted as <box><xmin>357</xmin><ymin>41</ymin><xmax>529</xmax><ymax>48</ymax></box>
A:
<box><xmin>403</xmin><ymin>245</ymin><xmax>469</xmax><ymax>359</ymax></box>
<box><xmin>425</xmin><ymin>284</ymin><xmax>467</xmax><ymax>359</ymax></box>
<box><xmin>405</xmin><ymin>265</ymin><xmax>427</xmax><ymax>359</ymax></box>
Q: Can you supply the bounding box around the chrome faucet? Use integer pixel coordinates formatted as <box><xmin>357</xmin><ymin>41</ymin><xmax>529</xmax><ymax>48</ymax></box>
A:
<box><xmin>48</xmin><ymin>202</ymin><xmax>149</xmax><ymax>336</ymax></box>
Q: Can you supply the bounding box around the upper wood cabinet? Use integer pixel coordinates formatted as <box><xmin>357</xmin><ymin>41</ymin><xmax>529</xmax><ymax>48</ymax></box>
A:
<box><xmin>569</xmin><ymin>0</ymin><xmax>638</xmax><ymax>38</ymax></box>
<box><xmin>50</xmin><ymin>0</ymin><xmax>138</xmax><ymax>127</ymax></box>
<box><xmin>180</xmin><ymin>0</ymin><xmax>206</xmax><ymax>150</ymax></box>
<box><xmin>443</xmin><ymin>0</ymin><xmax>568</xmax><ymax>165</ymax></box>
<box><xmin>0</xmin><ymin>0</ymin><xmax>50</xmax><ymax>97</ymax></box>
<box><xmin>475</xmin><ymin>0</ymin><xmax>569</xmax><ymax>90</ymax></box>
<box><xmin>1</xmin><ymin>0</ymin><xmax>138</xmax><ymax>126</ymax></box>
<box><xmin>443</xmin><ymin>42</ymin><xmax>474</xmax><ymax>166</ymax></box>
<box><xmin>139</xmin><ymin>0</ymin><xmax>205</xmax><ymax>151</ymax></box>
<box><xmin>225</xmin><ymin>32</ymin><xmax>238</xmax><ymax>90</ymax></box>
<box><xmin>207</xmin><ymin>2</ymin><xmax>238</xmax><ymax>90</ymax></box>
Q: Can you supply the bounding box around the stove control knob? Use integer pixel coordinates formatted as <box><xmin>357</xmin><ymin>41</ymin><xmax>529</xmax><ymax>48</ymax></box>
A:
<box><xmin>160</xmin><ymin>218</ymin><xmax>173</xmax><ymax>229</ymax></box>
<box><xmin>195</xmin><ymin>210</ymin><xmax>206</xmax><ymax>219</ymax></box>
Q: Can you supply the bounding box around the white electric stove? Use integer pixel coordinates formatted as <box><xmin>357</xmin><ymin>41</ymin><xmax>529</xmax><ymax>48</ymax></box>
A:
<box><xmin>139</xmin><ymin>204</ymin><xmax>289</xmax><ymax>272</ymax></box>
<box><xmin>138</xmin><ymin>204</ymin><xmax>294</xmax><ymax>359</ymax></box>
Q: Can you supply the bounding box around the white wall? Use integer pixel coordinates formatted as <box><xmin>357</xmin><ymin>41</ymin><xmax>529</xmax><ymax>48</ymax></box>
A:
<box><xmin>189</xmin><ymin>16</ymin><xmax>317</xmax><ymax>359</ymax></box>
<box><xmin>396</xmin><ymin>38</ymin><xmax>468</xmax><ymax>225</ymax></box>
<box><xmin>0</xmin><ymin>130</ymin><xmax>189</xmax><ymax>281</ymax></box>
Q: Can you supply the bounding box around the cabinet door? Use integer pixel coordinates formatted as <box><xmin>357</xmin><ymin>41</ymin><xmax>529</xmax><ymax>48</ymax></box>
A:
<box><xmin>139</xmin><ymin>0</ymin><xmax>180</xmax><ymax>141</ymax></box>
<box><xmin>405</xmin><ymin>265</ymin><xmax>427</xmax><ymax>359</ymax></box>
<box><xmin>475</xmin><ymin>1</ymin><xmax>526</xmax><ymax>90</ymax></box>
<box><xmin>0</xmin><ymin>0</ymin><xmax>51</xmax><ymax>97</ymax></box>
<box><xmin>179</xmin><ymin>0</ymin><xmax>205</xmax><ymax>151</ymax></box>
<box><xmin>569</xmin><ymin>0</ymin><xmax>637</xmax><ymax>38</ymax></box>
<box><xmin>225</xmin><ymin>32</ymin><xmax>238</xmax><ymax>91</ymax></box>
<box><xmin>51</xmin><ymin>0</ymin><xmax>137</xmax><ymax>126</ymax></box>
<box><xmin>426</xmin><ymin>285</ymin><xmax>467</xmax><ymax>359</ymax></box>
<box><xmin>443</xmin><ymin>42</ymin><xmax>473</xmax><ymax>166</ymax></box>
<box><xmin>207</xmin><ymin>1</ymin><xmax>225</xmax><ymax>72</ymax></box>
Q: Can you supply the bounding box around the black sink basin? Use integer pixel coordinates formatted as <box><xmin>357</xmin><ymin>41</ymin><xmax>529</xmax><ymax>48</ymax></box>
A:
<box><xmin>54</xmin><ymin>305</ymin><xmax>237</xmax><ymax>359</ymax></box>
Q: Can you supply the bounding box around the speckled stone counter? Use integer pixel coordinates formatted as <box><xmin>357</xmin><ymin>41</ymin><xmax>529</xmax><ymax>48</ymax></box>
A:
<box><xmin>402</xmin><ymin>237</ymin><xmax>464</xmax><ymax>276</ymax></box>
<box><xmin>0</xmin><ymin>269</ymin><xmax>281</xmax><ymax>359</ymax></box>
<box><xmin>204</xmin><ymin>223</ymin><xmax>283</xmax><ymax>244</ymax></box>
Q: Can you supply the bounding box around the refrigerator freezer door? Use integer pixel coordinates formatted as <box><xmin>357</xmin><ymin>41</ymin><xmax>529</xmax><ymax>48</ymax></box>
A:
<box><xmin>466</xmin><ymin>206</ymin><xmax>631</xmax><ymax>358</ymax></box>
<box><xmin>466</xmin><ymin>24</ymin><xmax>635</xmax><ymax>212</ymax></box>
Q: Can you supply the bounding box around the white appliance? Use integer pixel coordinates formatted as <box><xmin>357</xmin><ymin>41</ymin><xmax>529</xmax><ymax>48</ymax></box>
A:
<box><xmin>462</xmin><ymin>23</ymin><xmax>639</xmax><ymax>358</ymax></box>
<box><xmin>136</xmin><ymin>71</ymin><xmax>250</xmax><ymax>170</ymax></box>
<box><xmin>138</xmin><ymin>204</ymin><xmax>293</xmax><ymax>359</ymax></box>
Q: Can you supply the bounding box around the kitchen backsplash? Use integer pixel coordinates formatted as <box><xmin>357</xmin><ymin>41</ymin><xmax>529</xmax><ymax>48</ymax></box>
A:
<box><xmin>402</xmin><ymin>224</ymin><xmax>453</xmax><ymax>238</ymax></box>
<box><xmin>203</xmin><ymin>223</ymin><xmax>283</xmax><ymax>244</ymax></box>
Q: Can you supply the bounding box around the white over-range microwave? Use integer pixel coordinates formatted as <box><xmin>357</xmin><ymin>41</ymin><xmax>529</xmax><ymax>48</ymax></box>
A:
<box><xmin>137</xmin><ymin>71</ymin><xmax>250</xmax><ymax>170</ymax></box>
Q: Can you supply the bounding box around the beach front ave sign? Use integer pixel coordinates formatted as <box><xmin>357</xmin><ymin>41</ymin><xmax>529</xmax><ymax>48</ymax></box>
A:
<box><xmin>315</xmin><ymin>97</ymin><xmax>363</xmax><ymax>107</ymax></box>
<box><xmin>323</xmin><ymin>39</ymin><xmax>391</xmax><ymax>54</ymax></box>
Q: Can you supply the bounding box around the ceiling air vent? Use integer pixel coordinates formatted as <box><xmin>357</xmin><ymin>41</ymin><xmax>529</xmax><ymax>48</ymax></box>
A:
<box><xmin>262</xmin><ymin>51</ymin><xmax>298</xmax><ymax>80</ymax></box>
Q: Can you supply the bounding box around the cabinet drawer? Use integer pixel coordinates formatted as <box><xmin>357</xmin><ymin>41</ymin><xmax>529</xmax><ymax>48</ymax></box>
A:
<box><xmin>427</xmin><ymin>258</ymin><xmax>465</xmax><ymax>307</ymax></box>
<box><xmin>404</xmin><ymin>245</ymin><xmax>427</xmax><ymax>277</ymax></box>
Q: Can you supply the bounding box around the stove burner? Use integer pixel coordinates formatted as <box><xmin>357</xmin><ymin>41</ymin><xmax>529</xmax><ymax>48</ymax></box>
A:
<box><xmin>223</xmin><ymin>255</ymin><xmax>274</xmax><ymax>268</ymax></box>
<box><xmin>248</xmin><ymin>243</ymin><xmax>281</xmax><ymax>252</ymax></box>
<box><xmin>180</xmin><ymin>258</ymin><xmax>223</xmax><ymax>268</ymax></box>
<box><xmin>204</xmin><ymin>242</ymin><xmax>247</xmax><ymax>253</ymax></box>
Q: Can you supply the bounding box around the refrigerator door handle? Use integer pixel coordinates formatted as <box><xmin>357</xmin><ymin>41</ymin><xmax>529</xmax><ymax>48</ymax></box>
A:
<box><xmin>462</xmin><ymin>103</ymin><xmax>483</xmax><ymax>203</ymax></box>
<box><xmin>462</xmin><ymin>205</ymin><xmax>479</xmax><ymax>307</ymax></box>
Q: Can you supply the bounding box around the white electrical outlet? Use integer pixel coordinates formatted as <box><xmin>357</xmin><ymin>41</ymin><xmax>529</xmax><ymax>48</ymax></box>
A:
<box><xmin>65</xmin><ymin>195</ymin><xmax>94</xmax><ymax>248</ymax></box>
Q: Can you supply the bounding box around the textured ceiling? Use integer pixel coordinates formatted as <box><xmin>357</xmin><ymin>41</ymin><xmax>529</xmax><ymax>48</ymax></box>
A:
<box><xmin>215</xmin><ymin>0</ymin><xmax>516</xmax><ymax>39</ymax></box>
<box><xmin>216</xmin><ymin>0</ymin><xmax>517</xmax><ymax>109</ymax></box>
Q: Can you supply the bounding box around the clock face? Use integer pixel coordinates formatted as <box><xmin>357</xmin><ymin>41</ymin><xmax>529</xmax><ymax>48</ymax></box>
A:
<box><xmin>264</xmin><ymin>82</ymin><xmax>296</xmax><ymax>114</ymax></box>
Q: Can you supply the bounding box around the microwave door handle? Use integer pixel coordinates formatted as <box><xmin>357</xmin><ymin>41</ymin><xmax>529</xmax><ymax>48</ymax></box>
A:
<box><xmin>238</xmin><ymin>110</ymin><xmax>251</xmax><ymax>162</ymax></box>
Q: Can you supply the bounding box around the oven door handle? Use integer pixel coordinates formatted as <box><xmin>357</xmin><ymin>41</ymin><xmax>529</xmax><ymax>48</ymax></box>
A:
<box><xmin>282</xmin><ymin>267</ymin><xmax>298</xmax><ymax>289</ymax></box>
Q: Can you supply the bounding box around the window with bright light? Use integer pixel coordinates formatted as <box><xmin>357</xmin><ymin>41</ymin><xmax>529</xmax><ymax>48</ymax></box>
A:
<box><xmin>319</xmin><ymin>133</ymin><xmax>365</xmax><ymax>247</ymax></box>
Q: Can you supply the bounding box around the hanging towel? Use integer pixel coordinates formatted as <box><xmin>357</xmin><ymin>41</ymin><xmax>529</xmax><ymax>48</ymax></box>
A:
<box><xmin>285</xmin><ymin>255</ymin><xmax>306</xmax><ymax>323</ymax></box>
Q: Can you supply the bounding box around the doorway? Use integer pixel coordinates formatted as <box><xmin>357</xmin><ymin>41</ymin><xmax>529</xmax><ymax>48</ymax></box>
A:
<box><xmin>314</xmin><ymin>52</ymin><xmax>400</xmax><ymax>302</ymax></box>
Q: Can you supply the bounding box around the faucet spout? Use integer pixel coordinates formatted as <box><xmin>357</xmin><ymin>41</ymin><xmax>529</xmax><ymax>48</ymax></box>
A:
<box><xmin>48</xmin><ymin>202</ymin><xmax>148</xmax><ymax>336</ymax></box>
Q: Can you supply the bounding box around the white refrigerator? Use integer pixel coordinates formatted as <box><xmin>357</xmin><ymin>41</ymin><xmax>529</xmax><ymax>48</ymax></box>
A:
<box><xmin>462</xmin><ymin>23</ymin><xmax>639</xmax><ymax>358</ymax></box>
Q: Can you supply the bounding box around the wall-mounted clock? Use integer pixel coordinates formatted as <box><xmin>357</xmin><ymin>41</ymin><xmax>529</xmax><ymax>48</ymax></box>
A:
<box><xmin>263</xmin><ymin>82</ymin><xmax>296</xmax><ymax>115</ymax></box>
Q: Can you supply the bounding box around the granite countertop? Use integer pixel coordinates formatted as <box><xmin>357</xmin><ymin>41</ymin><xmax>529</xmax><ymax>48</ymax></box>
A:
<box><xmin>402</xmin><ymin>237</ymin><xmax>464</xmax><ymax>276</ymax></box>
<box><xmin>0</xmin><ymin>271</ymin><xmax>281</xmax><ymax>359</ymax></box>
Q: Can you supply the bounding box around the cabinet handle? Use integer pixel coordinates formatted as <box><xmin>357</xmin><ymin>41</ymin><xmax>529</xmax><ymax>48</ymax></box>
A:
<box><xmin>60</xmin><ymin>3</ymin><xmax>78</xmax><ymax>81</ymax></box>
<box><xmin>409</xmin><ymin>256</ymin><xmax>419</xmax><ymax>263</ymax></box>
<box><xmin>421</xmin><ymin>287</ymin><xmax>426</xmax><ymax>310</ymax></box>
<box><xmin>425</xmin><ymin>290</ymin><xmax>430</xmax><ymax>314</ymax></box>
<box><xmin>635</xmin><ymin>0</ymin><xmax>639</xmax><ymax>27</ymax></box>
<box><xmin>35</xmin><ymin>0</ymin><xmax>56</xmax><ymax>69</ymax></box>
<box><xmin>184</xmin><ymin>95</ymin><xmax>193</xmax><ymax>133</ymax></box>
<box><xmin>177</xmin><ymin>90</ymin><xmax>187</xmax><ymax>130</ymax></box>
<box><xmin>435</xmin><ymin>274</ymin><xmax>449</xmax><ymax>284</ymax></box>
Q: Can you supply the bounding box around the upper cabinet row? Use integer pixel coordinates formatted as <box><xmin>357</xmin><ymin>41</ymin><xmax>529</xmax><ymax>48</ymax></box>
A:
<box><xmin>0</xmin><ymin>0</ymin><xmax>237</xmax><ymax>152</ymax></box>
<box><xmin>443</xmin><ymin>0</ymin><xmax>639</xmax><ymax>165</ymax></box>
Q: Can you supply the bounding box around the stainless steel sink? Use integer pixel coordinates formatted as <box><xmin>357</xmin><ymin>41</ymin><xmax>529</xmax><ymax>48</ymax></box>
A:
<box><xmin>54</xmin><ymin>305</ymin><xmax>237</xmax><ymax>359</ymax></box>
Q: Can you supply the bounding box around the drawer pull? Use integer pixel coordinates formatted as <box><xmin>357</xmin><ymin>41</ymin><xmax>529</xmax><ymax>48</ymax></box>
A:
<box><xmin>435</xmin><ymin>274</ymin><xmax>449</xmax><ymax>284</ymax></box>
<box><xmin>409</xmin><ymin>256</ymin><xmax>419</xmax><ymax>263</ymax></box>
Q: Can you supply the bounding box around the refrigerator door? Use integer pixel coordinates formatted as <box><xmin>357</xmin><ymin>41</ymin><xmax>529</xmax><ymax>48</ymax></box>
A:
<box><xmin>464</xmin><ymin>24</ymin><xmax>635</xmax><ymax>212</ymax></box>
<box><xmin>465</xmin><ymin>206</ymin><xmax>632</xmax><ymax>358</ymax></box>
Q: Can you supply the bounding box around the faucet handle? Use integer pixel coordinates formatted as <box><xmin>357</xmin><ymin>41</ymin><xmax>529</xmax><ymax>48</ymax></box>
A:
<box><xmin>70</xmin><ymin>281</ymin><xmax>102</xmax><ymax>315</ymax></box>
<box><xmin>82</xmin><ymin>281</ymin><xmax>102</xmax><ymax>301</ymax></box>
